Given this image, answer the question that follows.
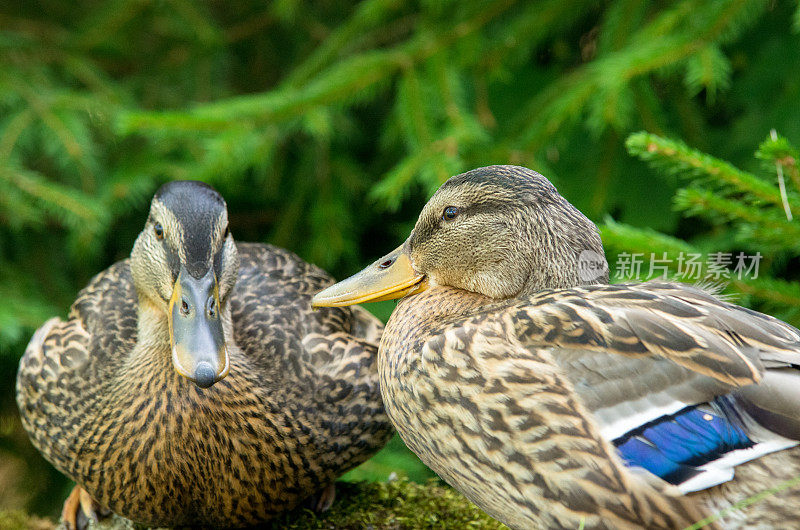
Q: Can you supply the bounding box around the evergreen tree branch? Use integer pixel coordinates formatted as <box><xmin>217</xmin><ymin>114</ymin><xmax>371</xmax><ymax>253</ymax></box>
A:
<box><xmin>283</xmin><ymin>0</ymin><xmax>409</xmax><ymax>87</ymax></box>
<box><xmin>756</xmin><ymin>131</ymin><xmax>800</xmax><ymax>194</ymax></box>
<box><xmin>117</xmin><ymin>0</ymin><xmax>516</xmax><ymax>133</ymax></box>
<box><xmin>477</xmin><ymin>0</ymin><xmax>596</xmax><ymax>72</ymax></box>
<box><xmin>0</xmin><ymin>166</ymin><xmax>104</xmax><ymax>228</ymax></box>
<box><xmin>600</xmin><ymin>218</ymin><xmax>696</xmax><ymax>258</ymax></box>
<box><xmin>674</xmin><ymin>187</ymin><xmax>800</xmax><ymax>248</ymax></box>
<box><xmin>504</xmin><ymin>0</ymin><xmax>769</xmax><ymax>151</ymax></box>
<box><xmin>627</xmin><ymin>131</ymin><xmax>798</xmax><ymax>209</ymax></box>
<box><xmin>731</xmin><ymin>276</ymin><xmax>800</xmax><ymax>308</ymax></box>
<box><xmin>0</xmin><ymin>109</ymin><xmax>34</xmax><ymax>160</ymax></box>
<box><xmin>601</xmin><ymin>219</ymin><xmax>800</xmax><ymax>317</ymax></box>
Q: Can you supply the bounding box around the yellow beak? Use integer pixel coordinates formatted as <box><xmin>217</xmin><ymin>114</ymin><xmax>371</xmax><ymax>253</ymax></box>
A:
<box><xmin>312</xmin><ymin>244</ymin><xmax>428</xmax><ymax>307</ymax></box>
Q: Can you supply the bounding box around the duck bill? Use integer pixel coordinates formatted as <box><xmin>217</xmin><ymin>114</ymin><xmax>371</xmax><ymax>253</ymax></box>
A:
<box><xmin>312</xmin><ymin>244</ymin><xmax>428</xmax><ymax>308</ymax></box>
<box><xmin>168</xmin><ymin>266</ymin><xmax>229</xmax><ymax>388</ymax></box>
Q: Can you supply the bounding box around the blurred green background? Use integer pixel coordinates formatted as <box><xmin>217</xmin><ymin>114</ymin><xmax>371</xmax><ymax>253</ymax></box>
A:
<box><xmin>2</xmin><ymin>0</ymin><xmax>800</xmax><ymax>520</ymax></box>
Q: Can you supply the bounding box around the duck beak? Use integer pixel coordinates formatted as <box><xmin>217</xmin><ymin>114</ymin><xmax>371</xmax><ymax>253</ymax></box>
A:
<box><xmin>312</xmin><ymin>244</ymin><xmax>428</xmax><ymax>308</ymax></box>
<box><xmin>168</xmin><ymin>266</ymin><xmax>229</xmax><ymax>388</ymax></box>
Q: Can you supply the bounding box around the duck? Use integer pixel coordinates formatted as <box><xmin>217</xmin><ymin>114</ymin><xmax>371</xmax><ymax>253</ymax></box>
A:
<box><xmin>16</xmin><ymin>180</ymin><xmax>392</xmax><ymax>528</ymax></box>
<box><xmin>312</xmin><ymin>165</ymin><xmax>800</xmax><ymax>529</ymax></box>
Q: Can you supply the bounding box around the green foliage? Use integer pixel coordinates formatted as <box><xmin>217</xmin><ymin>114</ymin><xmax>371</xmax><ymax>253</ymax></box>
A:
<box><xmin>604</xmin><ymin>131</ymin><xmax>800</xmax><ymax>325</ymax></box>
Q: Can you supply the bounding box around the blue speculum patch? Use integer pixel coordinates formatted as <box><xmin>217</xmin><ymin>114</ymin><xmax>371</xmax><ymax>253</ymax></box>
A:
<box><xmin>614</xmin><ymin>397</ymin><xmax>754</xmax><ymax>485</ymax></box>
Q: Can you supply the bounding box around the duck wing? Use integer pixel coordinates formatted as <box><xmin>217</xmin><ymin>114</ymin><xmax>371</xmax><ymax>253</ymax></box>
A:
<box><xmin>509</xmin><ymin>282</ymin><xmax>800</xmax><ymax>493</ymax></box>
<box><xmin>402</xmin><ymin>282</ymin><xmax>800</xmax><ymax>528</ymax></box>
<box><xmin>231</xmin><ymin>243</ymin><xmax>391</xmax><ymax>460</ymax></box>
<box><xmin>405</xmin><ymin>311</ymin><xmax>703</xmax><ymax>529</ymax></box>
<box><xmin>231</xmin><ymin>242</ymin><xmax>384</xmax><ymax>374</ymax></box>
<box><xmin>16</xmin><ymin>260</ymin><xmax>137</xmax><ymax>479</ymax></box>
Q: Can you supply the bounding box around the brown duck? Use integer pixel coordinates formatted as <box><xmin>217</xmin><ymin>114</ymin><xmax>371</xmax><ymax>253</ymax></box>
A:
<box><xmin>313</xmin><ymin>165</ymin><xmax>800</xmax><ymax>529</ymax></box>
<box><xmin>16</xmin><ymin>181</ymin><xmax>391</xmax><ymax>528</ymax></box>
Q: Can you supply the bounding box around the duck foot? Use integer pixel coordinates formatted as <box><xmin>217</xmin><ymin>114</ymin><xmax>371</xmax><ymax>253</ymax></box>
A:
<box><xmin>306</xmin><ymin>483</ymin><xmax>337</xmax><ymax>513</ymax></box>
<box><xmin>61</xmin><ymin>485</ymin><xmax>110</xmax><ymax>530</ymax></box>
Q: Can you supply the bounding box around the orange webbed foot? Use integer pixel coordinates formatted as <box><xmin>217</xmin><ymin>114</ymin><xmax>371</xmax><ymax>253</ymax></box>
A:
<box><xmin>61</xmin><ymin>486</ymin><xmax>109</xmax><ymax>530</ymax></box>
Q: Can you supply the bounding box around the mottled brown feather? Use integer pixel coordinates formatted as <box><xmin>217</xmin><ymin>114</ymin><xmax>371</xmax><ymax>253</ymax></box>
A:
<box><xmin>17</xmin><ymin>242</ymin><xmax>392</xmax><ymax>527</ymax></box>
<box><xmin>380</xmin><ymin>282</ymin><xmax>800</xmax><ymax>529</ymax></box>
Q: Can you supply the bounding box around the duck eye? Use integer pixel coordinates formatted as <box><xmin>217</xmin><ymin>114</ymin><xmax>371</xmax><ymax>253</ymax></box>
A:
<box><xmin>442</xmin><ymin>206</ymin><xmax>459</xmax><ymax>221</ymax></box>
<box><xmin>154</xmin><ymin>222</ymin><xmax>164</xmax><ymax>240</ymax></box>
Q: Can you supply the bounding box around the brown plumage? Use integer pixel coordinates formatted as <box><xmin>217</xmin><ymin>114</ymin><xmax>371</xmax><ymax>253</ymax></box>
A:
<box><xmin>16</xmin><ymin>181</ymin><xmax>391</xmax><ymax>527</ymax></box>
<box><xmin>313</xmin><ymin>165</ymin><xmax>800</xmax><ymax>529</ymax></box>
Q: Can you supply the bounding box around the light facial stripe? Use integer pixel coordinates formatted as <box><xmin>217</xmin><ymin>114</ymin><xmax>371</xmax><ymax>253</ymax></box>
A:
<box><xmin>211</xmin><ymin>210</ymin><xmax>228</xmax><ymax>254</ymax></box>
<box><xmin>151</xmin><ymin>199</ymin><xmax>187</xmax><ymax>264</ymax></box>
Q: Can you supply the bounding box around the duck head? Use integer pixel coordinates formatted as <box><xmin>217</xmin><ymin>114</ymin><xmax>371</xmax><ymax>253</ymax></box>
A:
<box><xmin>313</xmin><ymin>165</ymin><xmax>607</xmax><ymax>307</ymax></box>
<box><xmin>131</xmin><ymin>181</ymin><xmax>239</xmax><ymax>388</ymax></box>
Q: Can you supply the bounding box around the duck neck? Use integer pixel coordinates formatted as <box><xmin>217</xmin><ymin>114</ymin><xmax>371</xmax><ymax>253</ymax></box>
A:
<box><xmin>135</xmin><ymin>295</ymin><xmax>172</xmax><ymax>352</ymax></box>
<box><xmin>383</xmin><ymin>286</ymin><xmax>493</xmax><ymax>353</ymax></box>
<box><xmin>121</xmin><ymin>297</ymin><xmax>176</xmax><ymax>391</ymax></box>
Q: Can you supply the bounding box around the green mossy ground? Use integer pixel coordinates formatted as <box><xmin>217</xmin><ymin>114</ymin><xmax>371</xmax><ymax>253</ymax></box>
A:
<box><xmin>0</xmin><ymin>510</ymin><xmax>54</xmax><ymax>530</ymax></box>
<box><xmin>0</xmin><ymin>480</ymin><xmax>507</xmax><ymax>530</ymax></box>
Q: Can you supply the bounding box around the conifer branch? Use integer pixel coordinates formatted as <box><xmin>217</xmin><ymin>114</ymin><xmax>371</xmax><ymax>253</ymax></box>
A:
<box><xmin>505</xmin><ymin>0</ymin><xmax>768</xmax><ymax>151</ymax></box>
<box><xmin>600</xmin><ymin>218</ymin><xmax>696</xmax><ymax>256</ymax></box>
<box><xmin>627</xmin><ymin>132</ymin><xmax>797</xmax><ymax>208</ymax></box>
<box><xmin>674</xmin><ymin>188</ymin><xmax>797</xmax><ymax>233</ymax></box>
<box><xmin>0</xmin><ymin>166</ymin><xmax>103</xmax><ymax>227</ymax></box>
<box><xmin>611</xmin><ymin>130</ymin><xmax>800</xmax><ymax>325</ymax></box>
<box><xmin>757</xmin><ymin>131</ymin><xmax>800</xmax><ymax>195</ymax></box>
<box><xmin>283</xmin><ymin>0</ymin><xmax>408</xmax><ymax>87</ymax></box>
<box><xmin>118</xmin><ymin>0</ymin><xmax>516</xmax><ymax>134</ymax></box>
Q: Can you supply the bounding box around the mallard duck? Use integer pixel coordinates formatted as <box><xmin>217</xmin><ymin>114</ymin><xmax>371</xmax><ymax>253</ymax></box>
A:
<box><xmin>313</xmin><ymin>165</ymin><xmax>800</xmax><ymax>529</ymax></box>
<box><xmin>16</xmin><ymin>181</ymin><xmax>392</xmax><ymax>528</ymax></box>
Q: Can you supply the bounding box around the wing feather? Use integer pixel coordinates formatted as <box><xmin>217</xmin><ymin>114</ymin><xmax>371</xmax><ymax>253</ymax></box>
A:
<box><xmin>499</xmin><ymin>282</ymin><xmax>800</xmax><ymax>493</ymax></box>
<box><xmin>512</xmin><ymin>283</ymin><xmax>800</xmax><ymax>390</ymax></box>
<box><xmin>394</xmin><ymin>317</ymin><xmax>705</xmax><ymax>529</ymax></box>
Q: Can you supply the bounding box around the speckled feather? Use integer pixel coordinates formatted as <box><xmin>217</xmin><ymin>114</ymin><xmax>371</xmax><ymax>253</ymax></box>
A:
<box><xmin>17</xmin><ymin>242</ymin><xmax>391</xmax><ymax>527</ymax></box>
<box><xmin>380</xmin><ymin>282</ymin><xmax>800</xmax><ymax>529</ymax></box>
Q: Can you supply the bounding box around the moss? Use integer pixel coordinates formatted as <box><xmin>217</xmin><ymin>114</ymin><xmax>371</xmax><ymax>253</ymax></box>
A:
<box><xmin>266</xmin><ymin>480</ymin><xmax>506</xmax><ymax>530</ymax></box>
<box><xmin>0</xmin><ymin>510</ymin><xmax>55</xmax><ymax>530</ymax></box>
<box><xmin>2</xmin><ymin>480</ymin><xmax>506</xmax><ymax>530</ymax></box>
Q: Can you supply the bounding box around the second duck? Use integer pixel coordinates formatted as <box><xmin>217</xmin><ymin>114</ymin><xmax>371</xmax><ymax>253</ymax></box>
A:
<box><xmin>314</xmin><ymin>165</ymin><xmax>800</xmax><ymax>529</ymax></box>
